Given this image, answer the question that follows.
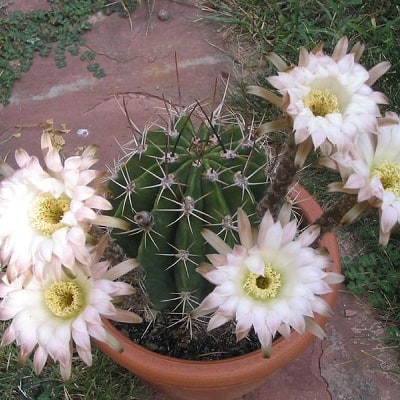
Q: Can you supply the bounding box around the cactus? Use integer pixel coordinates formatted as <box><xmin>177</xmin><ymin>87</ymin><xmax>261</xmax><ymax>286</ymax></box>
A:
<box><xmin>108</xmin><ymin>107</ymin><xmax>269</xmax><ymax>311</ymax></box>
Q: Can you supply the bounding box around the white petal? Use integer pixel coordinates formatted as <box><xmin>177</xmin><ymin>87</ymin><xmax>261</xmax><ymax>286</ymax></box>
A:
<box><xmin>201</xmin><ymin>229</ymin><xmax>232</xmax><ymax>255</ymax></box>
<box><xmin>237</xmin><ymin>208</ymin><xmax>253</xmax><ymax>249</ymax></box>
<box><xmin>208</xmin><ymin>312</ymin><xmax>232</xmax><ymax>331</ymax></box>
<box><xmin>33</xmin><ymin>345</ymin><xmax>49</xmax><ymax>375</ymax></box>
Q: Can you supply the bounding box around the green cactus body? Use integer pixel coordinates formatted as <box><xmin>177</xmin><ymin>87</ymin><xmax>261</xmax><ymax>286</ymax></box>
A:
<box><xmin>109</xmin><ymin>116</ymin><xmax>268</xmax><ymax>311</ymax></box>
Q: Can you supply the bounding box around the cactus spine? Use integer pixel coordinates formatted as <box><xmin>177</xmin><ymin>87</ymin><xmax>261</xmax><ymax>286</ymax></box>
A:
<box><xmin>109</xmin><ymin>108</ymin><xmax>269</xmax><ymax>311</ymax></box>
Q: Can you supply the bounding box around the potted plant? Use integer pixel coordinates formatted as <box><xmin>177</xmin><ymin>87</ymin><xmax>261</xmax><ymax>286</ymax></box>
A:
<box><xmin>0</xmin><ymin>37</ymin><xmax>396</xmax><ymax>399</ymax></box>
<box><xmin>96</xmin><ymin>182</ymin><xmax>342</xmax><ymax>400</ymax></box>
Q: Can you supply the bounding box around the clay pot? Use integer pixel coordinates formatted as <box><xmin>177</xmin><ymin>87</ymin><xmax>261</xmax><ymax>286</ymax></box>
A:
<box><xmin>96</xmin><ymin>183</ymin><xmax>341</xmax><ymax>400</ymax></box>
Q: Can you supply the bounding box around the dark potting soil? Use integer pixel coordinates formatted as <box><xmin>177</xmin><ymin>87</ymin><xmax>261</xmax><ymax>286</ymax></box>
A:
<box><xmin>114</xmin><ymin>312</ymin><xmax>261</xmax><ymax>361</ymax></box>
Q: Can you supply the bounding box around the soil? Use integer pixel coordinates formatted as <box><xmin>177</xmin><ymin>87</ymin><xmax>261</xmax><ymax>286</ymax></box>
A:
<box><xmin>114</xmin><ymin>312</ymin><xmax>261</xmax><ymax>361</ymax></box>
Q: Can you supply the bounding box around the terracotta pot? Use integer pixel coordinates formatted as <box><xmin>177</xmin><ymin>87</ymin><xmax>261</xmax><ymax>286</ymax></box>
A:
<box><xmin>96</xmin><ymin>183</ymin><xmax>341</xmax><ymax>400</ymax></box>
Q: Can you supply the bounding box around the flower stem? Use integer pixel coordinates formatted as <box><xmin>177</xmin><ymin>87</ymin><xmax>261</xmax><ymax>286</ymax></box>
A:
<box><xmin>257</xmin><ymin>134</ymin><xmax>298</xmax><ymax>218</ymax></box>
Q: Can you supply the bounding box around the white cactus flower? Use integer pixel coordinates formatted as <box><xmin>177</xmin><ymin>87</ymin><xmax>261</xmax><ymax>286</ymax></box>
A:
<box><xmin>0</xmin><ymin>237</ymin><xmax>141</xmax><ymax>380</ymax></box>
<box><xmin>0</xmin><ymin>132</ymin><xmax>128</xmax><ymax>281</ymax></box>
<box><xmin>194</xmin><ymin>208</ymin><xmax>343</xmax><ymax>357</ymax></box>
<box><xmin>267</xmin><ymin>37</ymin><xmax>390</xmax><ymax>164</ymax></box>
<box><xmin>331</xmin><ymin>112</ymin><xmax>400</xmax><ymax>245</ymax></box>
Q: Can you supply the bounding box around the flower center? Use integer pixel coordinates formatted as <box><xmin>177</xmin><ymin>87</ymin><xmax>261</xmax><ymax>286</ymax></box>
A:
<box><xmin>372</xmin><ymin>161</ymin><xmax>400</xmax><ymax>196</ymax></box>
<box><xmin>44</xmin><ymin>281</ymin><xmax>86</xmax><ymax>319</ymax></box>
<box><xmin>303</xmin><ymin>89</ymin><xmax>340</xmax><ymax>117</ymax></box>
<box><xmin>243</xmin><ymin>264</ymin><xmax>282</xmax><ymax>301</ymax></box>
<box><xmin>31</xmin><ymin>193</ymin><xmax>71</xmax><ymax>236</ymax></box>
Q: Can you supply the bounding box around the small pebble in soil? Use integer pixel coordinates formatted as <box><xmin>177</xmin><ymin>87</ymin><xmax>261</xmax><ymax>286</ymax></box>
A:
<box><xmin>158</xmin><ymin>9</ymin><xmax>170</xmax><ymax>21</ymax></box>
<box><xmin>345</xmin><ymin>308</ymin><xmax>358</xmax><ymax>318</ymax></box>
<box><xmin>76</xmin><ymin>128</ymin><xmax>89</xmax><ymax>137</ymax></box>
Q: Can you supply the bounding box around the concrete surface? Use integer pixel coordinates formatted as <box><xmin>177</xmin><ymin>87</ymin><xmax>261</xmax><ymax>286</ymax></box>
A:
<box><xmin>1</xmin><ymin>1</ymin><xmax>399</xmax><ymax>399</ymax></box>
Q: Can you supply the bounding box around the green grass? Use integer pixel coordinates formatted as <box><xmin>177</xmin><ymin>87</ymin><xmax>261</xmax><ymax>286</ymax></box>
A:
<box><xmin>342</xmin><ymin>222</ymin><xmax>400</xmax><ymax>341</ymax></box>
<box><xmin>0</xmin><ymin>322</ymin><xmax>147</xmax><ymax>400</ymax></box>
<box><xmin>0</xmin><ymin>0</ymin><xmax>141</xmax><ymax>105</ymax></box>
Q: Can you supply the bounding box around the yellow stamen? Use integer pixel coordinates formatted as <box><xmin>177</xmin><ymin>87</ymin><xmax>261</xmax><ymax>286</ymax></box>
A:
<box><xmin>243</xmin><ymin>264</ymin><xmax>281</xmax><ymax>301</ymax></box>
<box><xmin>304</xmin><ymin>89</ymin><xmax>340</xmax><ymax>117</ymax></box>
<box><xmin>44</xmin><ymin>281</ymin><xmax>86</xmax><ymax>318</ymax></box>
<box><xmin>372</xmin><ymin>161</ymin><xmax>400</xmax><ymax>196</ymax></box>
<box><xmin>30</xmin><ymin>193</ymin><xmax>71</xmax><ymax>236</ymax></box>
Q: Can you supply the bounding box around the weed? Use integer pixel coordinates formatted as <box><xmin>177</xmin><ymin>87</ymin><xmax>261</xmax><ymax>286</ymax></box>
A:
<box><xmin>342</xmin><ymin>222</ymin><xmax>400</xmax><ymax>341</ymax></box>
<box><xmin>0</xmin><ymin>0</ymin><xmax>141</xmax><ymax>105</ymax></box>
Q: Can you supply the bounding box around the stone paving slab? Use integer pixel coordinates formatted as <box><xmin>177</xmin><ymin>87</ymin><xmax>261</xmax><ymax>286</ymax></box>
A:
<box><xmin>1</xmin><ymin>1</ymin><xmax>399</xmax><ymax>399</ymax></box>
<box><xmin>1</xmin><ymin>0</ymin><xmax>231</xmax><ymax>167</ymax></box>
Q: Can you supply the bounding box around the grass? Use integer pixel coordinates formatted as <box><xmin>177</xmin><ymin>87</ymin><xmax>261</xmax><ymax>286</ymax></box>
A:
<box><xmin>0</xmin><ymin>0</ymin><xmax>399</xmax><ymax>397</ymax></box>
<box><xmin>0</xmin><ymin>322</ymin><xmax>147</xmax><ymax>400</ymax></box>
<box><xmin>0</xmin><ymin>0</ymin><xmax>141</xmax><ymax>105</ymax></box>
<box><xmin>343</xmin><ymin>223</ymin><xmax>400</xmax><ymax>340</ymax></box>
